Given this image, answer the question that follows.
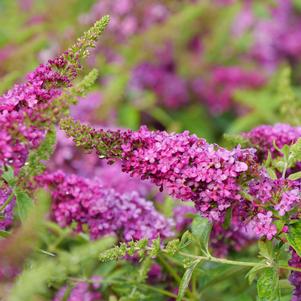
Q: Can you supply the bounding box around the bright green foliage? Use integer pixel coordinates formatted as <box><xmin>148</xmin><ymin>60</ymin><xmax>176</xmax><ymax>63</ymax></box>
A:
<box><xmin>287</xmin><ymin>220</ymin><xmax>301</xmax><ymax>257</ymax></box>
<box><xmin>257</xmin><ymin>268</ymin><xmax>280</xmax><ymax>301</ymax></box>
<box><xmin>191</xmin><ymin>216</ymin><xmax>212</xmax><ymax>255</ymax></box>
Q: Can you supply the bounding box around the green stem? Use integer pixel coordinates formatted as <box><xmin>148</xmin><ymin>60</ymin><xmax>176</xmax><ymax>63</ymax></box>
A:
<box><xmin>179</xmin><ymin>252</ymin><xmax>301</xmax><ymax>273</ymax></box>
<box><xmin>282</xmin><ymin>163</ymin><xmax>288</xmax><ymax>179</ymax></box>
<box><xmin>180</xmin><ymin>252</ymin><xmax>260</xmax><ymax>267</ymax></box>
<box><xmin>139</xmin><ymin>284</ymin><xmax>185</xmax><ymax>299</ymax></box>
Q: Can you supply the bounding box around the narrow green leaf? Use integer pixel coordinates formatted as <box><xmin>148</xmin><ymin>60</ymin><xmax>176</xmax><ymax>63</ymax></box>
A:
<box><xmin>257</xmin><ymin>268</ymin><xmax>280</xmax><ymax>301</ymax></box>
<box><xmin>287</xmin><ymin>220</ymin><xmax>301</xmax><ymax>257</ymax></box>
<box><xmin>288</xmin><ymin>171</ymin><xmax>301</xmax><ymax>181</ymax></box>
<box><xmin>266</xmin><ymin>168</ymin><xmax>277</xmax><ymax>180</ymax></box>
<box><xmin>258</xmin><ymin>240</ymin><xmax>273</xmax><ymax>260</ymax></box>
<box><xmin>15</xmin><ymin>188</ymin><xmax>33</xmax><ymax>222</ymax></box>
<box><xmin>191</xmin><ymin>216</ymin><xmax>212</xmax><ymax>253</ymax></box>
<box><xmin>245</xmin><ymin>263</ymin><xmax>267</xmax><ymax>284</ymax></box>
<box><xmin>2</xmin><ymin>166</ymin><xmax>16</xmax><ymax>187</ymax></box>
<box><xmin>177</xmin><ymin>260</ymin><xmax>199</xmax><ymax>301</ymax></box>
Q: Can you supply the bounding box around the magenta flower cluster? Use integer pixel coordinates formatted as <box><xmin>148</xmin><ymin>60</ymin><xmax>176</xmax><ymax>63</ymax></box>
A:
<box><xmin>38</xmin><ymin>171</ymin><xmax>173</xmax><ymax>241</ymax></box>
<box><xmin>244</xmin><ymin>123</ymin><xmax>301</xmax><ymax>158</ymax></box>
<box><xmin>247</xmin><ymin>173</ymin><xmax>300</xmax><ymax>239</ymax></box>
<box><xmin>0</xmin><ymin>55</ymin><xmax>77</xmax><ymax>230</ymax></box>
<box><xmin>0</xmin><ymin>51</ymin><xmax>78</xmax><ymax>175</ymax></box>
<box><xmin>118</xmin><ymin>125</ymin><xmax>256</xmax><ymax>222</ymax></box>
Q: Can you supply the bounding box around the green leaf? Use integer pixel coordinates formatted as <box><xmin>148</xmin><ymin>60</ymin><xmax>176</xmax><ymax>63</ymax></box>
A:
<box><xmin>2</xmin><ymin>165</ymin><xmax>16</xmax><ymax>187</ymax></box>
<box><xmin>287</xmin><ymin>220</ymin><xmax>301</xmax><ymax>257</ymax></box>
<box><xmin>245</xmin><ymin>264</ymin><xmax>267</xmax><ymax>285</ymax></box>
<box><xmin>14</xmin><ymin>188</ymin><xmax>33</xmax><ymax>222</ymax></box>
<box><xmin>258</xmin><ymin>240</ymin><xmax>273</xmax><ymax>261</ymax></box>
<box><xmin>179</xmin><ymin>231</ymin><xmax>193</xmax><ymax>249</ymax></box>
<box><xmin>257</xmin><ymin>268</ymin><xmax>280</xmax><ymax>301</ymax></box>
<box><xmin>266</xmin><ymin>168</ymin><xmax>277</xmax><ymax>180</ymax></box>
<box><xmin>191</xmin><ymin>216</ymin><xmax>212</xmax><ymax>254</ymax></box>
<box><xmin>176</xmin><ymin>260</ymin><xmax>199</xmax><ymax>301</ymax></box>
<box><xmin>288</xmin><ymin>171</ymin><xmax>301</xmax><ymax>180</ymax></box>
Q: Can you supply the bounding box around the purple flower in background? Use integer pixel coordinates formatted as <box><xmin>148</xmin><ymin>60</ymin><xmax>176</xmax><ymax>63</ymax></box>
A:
<box><xmin>289</xmin><ymin>249</ymin><xmax>301</xmax><ymax>301</ymax></box>
<box><xmin>193</xmin><ymin>67</ymin><xmax>265</xmax><ymax>114</ymax></box>
<box><xmin>131</xmin><ymin>62</ymin><xmax>188</xmax><ymax>109</ymax></box>
<box><xmin>70</xmin><ymin>91</ymin><xmax>103</xmax><ymax>122</ymax></box>
<box><xmin>80</xmin><ymin>0</ymin><xmax>169</xmax><ymax>42</ymax></box>
<box><xmin>173</xmin><ymin>205</ymin><xmax>196</xmax><ymax>232</ymax></box>
<box><xmin>53</xmin><ymin>277</ymin><xmax>102</xmax><ymax>301</ymax></box>
<box><xmin>38</xmin><ymin>171</ymin><xmax>173</xmax><ymax>241</ymax></box>
<box><xmin>244</xmin><ymin>123</ymin><xmax>301</xmax><ymax>158</ymax></box>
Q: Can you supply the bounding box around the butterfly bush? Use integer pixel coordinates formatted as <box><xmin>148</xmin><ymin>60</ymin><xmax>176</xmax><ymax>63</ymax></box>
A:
<box><xmin>49</xmin><ymin>90</ymin><xmax>157</xmax><ymax>197</ymax></box>
<box><xmin>61</xmin><ymin>118</ymin><xmax>301</xmax><ymax>297</ymax></box>
<box><xmin>38</xmin><ymin>171</ymin><xmax>173</xmax><ymax>241</ymax></box>
<box><xmin>62</xmin><ymin>120</ymin><xmax>258</xmax><ymax>222</ymax></box>
<box><xmin>0</xmin><ymin>16</ymin><xmax>110</xmax><ymax>231</ymax></box>
<box><xmin>61</xmin><ymin>119</ymin><xmax>301</xmax><ymax>240</ymax></box>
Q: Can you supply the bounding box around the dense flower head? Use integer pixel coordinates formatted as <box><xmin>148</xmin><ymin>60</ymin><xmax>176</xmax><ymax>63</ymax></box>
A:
<box><xmin>0</xmin><ymin>16</ymin><xmax>110</xmax><ymax>175</ymax></box>
<box><xmin>61</xmin><ymin>120</ymin><xmax>258</xmax><ymax>223</ymax></box>
<box><xmin>38</xmin><ymin>171</ymin><xmax>173</xmax><ymax>241</ymax></box>
<box><xmin>289</xmin><ymin>249</ymin><xmax>301</xmax><ymax>301</ymax></box>
<box><xmin>0</xmin><ymin>17</ymin><xmax>109</xmax><ymax>231</ymax></box>
<box><xmin>119</xmin><ymin>125</ymin><xmax>256</xmax><ymax>222</ymax></box>
<box><xmin>244</xmin><ymin>123</ymin><xmax>301</xmax><ymax>158</ymax></box>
